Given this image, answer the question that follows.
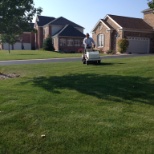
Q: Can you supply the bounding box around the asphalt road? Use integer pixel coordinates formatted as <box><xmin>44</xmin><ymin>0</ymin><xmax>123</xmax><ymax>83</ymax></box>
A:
<box><xmin>0</xmin><ymin>54</ymin><xmax>153</xmax><ymax>66</ymax></box>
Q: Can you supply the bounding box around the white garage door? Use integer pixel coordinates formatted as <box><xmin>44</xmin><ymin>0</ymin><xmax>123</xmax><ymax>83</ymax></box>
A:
<box><xmin>3</xmin><ymin>42</ymin><xmax>31</xmax><ymax>50</ymax></box>
<box><xmin>126</xmin><ymin>37</ymin><xmax>150</xmax><ymax>54</ymax></box>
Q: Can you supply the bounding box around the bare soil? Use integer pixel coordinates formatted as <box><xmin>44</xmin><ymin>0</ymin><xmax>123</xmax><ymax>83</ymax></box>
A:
<box><xmin>0</xmin><ymin>73</ymin><xmax>20</xmax><ymax>79</ymax></box>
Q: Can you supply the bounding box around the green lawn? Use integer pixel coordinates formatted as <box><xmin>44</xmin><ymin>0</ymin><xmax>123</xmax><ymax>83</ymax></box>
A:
<box><xmin>0</xmin><ymin>50</ymin><xmax>83</xmax><ymax>60</ymax></box>
<box><xmin>0</xmin><ymin>56</ymin><xmax>154</xmax><ymax>154</ymax></box>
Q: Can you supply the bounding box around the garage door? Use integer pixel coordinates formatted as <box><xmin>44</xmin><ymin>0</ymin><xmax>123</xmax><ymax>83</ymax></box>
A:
<box><xmin>126</xmin><ymin>37</ymin><xmax>150</xmax><ymax>54</ymax></box>
<box><xmin>3</xmin><ymin>42</ymin><xmax>31</xmax><ymax>50</ymax></box>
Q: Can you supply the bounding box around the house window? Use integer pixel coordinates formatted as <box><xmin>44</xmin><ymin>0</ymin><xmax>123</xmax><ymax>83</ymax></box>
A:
<box><xmin>74</xmin><ymin>40</ymin><xmax>80</xmax><ymax>46</ymax></box>
<box><xmin>67</xmin><ymin>39</ymin><xmax>74</xmax><ymax>46</ymax></box>
<box><xmin>97</xmin><ymin>34</ymin><xmax>104</xmax><ymax>47</ymax></box>
<box><xmin>60</xmin><ymin>38</ymin><xmax>66</xmax><ymax>46</ymax></box>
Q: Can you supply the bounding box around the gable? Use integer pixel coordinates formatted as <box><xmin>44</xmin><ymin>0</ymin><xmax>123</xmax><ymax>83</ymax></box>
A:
<box><xmin>92</xmin><ymin>19</ymin><xmax>111</xmax><ymax>32</ymax></box>
<box><xmin>48</xmin><ymin>16</ymin><xmax>84</xmax><ymax>29</ymax></box>
<box><xmin>36</xmin><ymin>16</ymin><xmax>55</xmax><ymax>26</ymax></box>
<box><xmin>53</xmin><ymin>24</ymin><xmax>85</xmax><ymax>37</ymax></box>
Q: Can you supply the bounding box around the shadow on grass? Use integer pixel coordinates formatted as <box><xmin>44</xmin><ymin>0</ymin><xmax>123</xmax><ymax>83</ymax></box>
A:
<box><xmin>21</xmin><ymin>74</ymin><xmax>154</xmax><ymax>105</ymax></box>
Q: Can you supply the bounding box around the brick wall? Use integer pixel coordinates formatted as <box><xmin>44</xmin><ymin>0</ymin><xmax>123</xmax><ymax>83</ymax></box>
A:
<box><xmin>92</xmin><ymin>20</ymin><xmax>122</xmax><ymax>52</ymax></box>
<box><xmin>38</xmin><ymin>27</ymin><xmax>43</xmax><ymax>49</ymax></box>
<box><xmin>53</xmin><ymin>37</ymin><xmax>59</xmax><ymax>51</ymax></box>
<box><xmin>92</xmin><ymin>22</ymin><xmax>112</xmax><ymax>52</ymax></box>
<box><xmin>143</xmin><ymin>11</ymin><xmax>154</xmax><ymax>28</ymax></box>
<box><xmin>54</xmin><ymin>36</ymin><xmax>84</xmax><ymax>52</ymax></box>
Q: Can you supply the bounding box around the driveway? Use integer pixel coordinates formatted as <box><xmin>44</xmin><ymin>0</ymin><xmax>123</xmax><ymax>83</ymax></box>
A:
<box><xmin>0</xmin><ymin>54</ymin><xmax>153</xmax><ymax>66</ymax></box>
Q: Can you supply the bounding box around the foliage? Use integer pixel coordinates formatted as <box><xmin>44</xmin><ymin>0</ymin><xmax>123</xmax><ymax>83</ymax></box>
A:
<box><xmin>148</xmin><ymin>0</ymin><xmax>154</xmax><ymax>9</ymax></box>
<box><xmin>43</xmin><ymin>36</ymin><xmax>55</xmax><ymax>51</ymax></box>
<box><xmin>0</xmin><ymin>34</ymin><xmax>19</xmax><ymax>53</ymax></box>
<box><xmin>0</xmin><ymin>0</ymin><xmax>42</xmax><ymax>52</ymax></box>
<box><xmin>106</xmin><ymin>50</ymin><xmax>116</xmax><ymax>54</ymax></box>
<box><xmin>118</xmin><ymin>38</ymin><xmax>129</xmax><ymax>53</ymax></box>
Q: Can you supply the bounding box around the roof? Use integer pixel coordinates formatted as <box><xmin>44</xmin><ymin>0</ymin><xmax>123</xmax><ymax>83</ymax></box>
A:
<box><xmin>36</xmin><ymin>16</ymin><xmax>55</xmax><ymax>26</ymax></box>
<box><xmin>100</xmin><ymin>19</ymin><xmax>113</xmax><ymax>29</ymax></box>
<box><xmin>142</xmin><ymin>8</ymin><xmax>153</xmax><ymax>13</ymax></box>
<box><xmin>53</xmin><ymin>24</ymin><xmax>85</xmax><ymax>37</ymax></box>
<box><xmin>107</xmin><ymin>14</ymin><xmax>153</xmax><ymax>30</ymax></box>
<box><xmin>48</xmin><ymin>16</ymin><xmax>84</xmax><ymax>28</ymax></box>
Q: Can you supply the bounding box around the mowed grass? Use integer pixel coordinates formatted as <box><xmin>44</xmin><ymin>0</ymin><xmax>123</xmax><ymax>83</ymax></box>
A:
<box><xmin>0</xmin><ymin>50</ymin><xmax>83</xmax><ymax>60</ymax></box>
<box><xmin>0</xmin><ymin>56</ymin><xmax>154</xmax><ymax>154</ymax></box>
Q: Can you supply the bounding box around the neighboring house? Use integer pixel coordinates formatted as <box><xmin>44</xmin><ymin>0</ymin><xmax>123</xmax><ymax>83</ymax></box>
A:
<box><xmin>92</xmin><ymin>8</ymin><xmax>154</xmax><ymax>54</ymax></box>
<box><xmin>1</xmin><ymin>16</ymin><xmax>85</xmax><ymax>52</ymax></box>
<box><xmin>34</xmin><ymin>16</ymin><xmax>85</xmax><ymax>52</ymax></box>
<box><xmin>0</xmin><ymin>23</ymin><xmax>35</xmax><ymax>50</ymax></box>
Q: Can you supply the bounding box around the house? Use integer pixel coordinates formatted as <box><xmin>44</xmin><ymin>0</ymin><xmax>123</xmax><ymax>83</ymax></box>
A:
<box><xmin>34</xmin><ymin>16</ymin><xmax>85</xmax><ymax>52</ymax></box>
<box><xmin>92</xmin><ymin>8</ymin><xmax>154</xmax><ymax>54</ymax></box>
<box><xmin>0</xmin><ymin>23</ymin><xmax>35</xmax><ymax>50</ymax></box>
<box><xmin>1</xmin><ymin>16</ymin><xmax>85</xmax><ymax>52</ymax></box>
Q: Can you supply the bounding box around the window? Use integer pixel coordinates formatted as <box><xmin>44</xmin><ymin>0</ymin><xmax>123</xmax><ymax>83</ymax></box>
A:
<box><xmin>60</xmin><ymin>38</ymin><xmax>66</xmax><ymax>46</ymax></box>
<box><xmin>74</xmin><ymin>40</ymin><xmax>80</xmax><ymax>46</ymax></box>
<box><xmin>67</xmin><ymin>39</ymin><xmax>74</xmax><ymax>46</ymax></box>
<box><xmin>97</xmin><ymin>34</ymin><xmax>104</xmax><ymax>47</ymax></box>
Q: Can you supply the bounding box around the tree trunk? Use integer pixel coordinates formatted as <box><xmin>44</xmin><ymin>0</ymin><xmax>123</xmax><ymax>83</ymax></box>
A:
<box><xmin>8</xmin><ymin>43</ymin><xmax>10</xmax><ymax>54</ymax></box>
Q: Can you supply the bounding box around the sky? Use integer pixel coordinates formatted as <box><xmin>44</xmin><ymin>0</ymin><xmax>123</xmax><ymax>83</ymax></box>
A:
<box><xmin>33</xmin><ymin>0</ymin><xmax>150</xmax><ymax>35</ymax></box>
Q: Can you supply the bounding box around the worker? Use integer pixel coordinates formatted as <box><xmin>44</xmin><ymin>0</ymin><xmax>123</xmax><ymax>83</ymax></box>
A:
<box><xmin>83</xmin><ymin>33</ymin><xmax>95</xmax><ymax>53</ymax></box>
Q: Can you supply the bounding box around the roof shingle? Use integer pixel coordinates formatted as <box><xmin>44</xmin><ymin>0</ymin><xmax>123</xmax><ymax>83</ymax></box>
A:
<box><xmin>108</xmin><ymin>14</ymin><xmax>153</xmax><ymax>30</ymax></box>
<box><xmin>36</xmin><ymin>16</ymin><xmax>55</xmax><ymax>26</ymax></box>
<box><xmin>53</xmin><ymin>24</ymin><xmax>85</xmax><ymax>37</ymax></box>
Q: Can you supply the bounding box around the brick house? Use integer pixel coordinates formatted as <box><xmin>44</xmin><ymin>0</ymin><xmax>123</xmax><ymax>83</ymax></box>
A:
<box><xmin>0</xmin><ymin>23</ymin><xmax>35</xmax><ymax>50</ymax></box>
<box><xmin>1</xmin><ymin>16</ymin><xmax>85</xmax><ymax>52</ymax></box>
<box><xmin>92</xmin><ymin>8</ymin><xmax>154</xmax><ymax>54</ymax></box>
<box><xmin>34</xmin><ymin>16</ymin><xmax>85</xmax><ymax>52</ymax></box>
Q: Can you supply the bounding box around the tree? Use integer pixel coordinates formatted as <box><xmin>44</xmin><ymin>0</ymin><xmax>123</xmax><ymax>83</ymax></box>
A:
<box><xmin>0</xmin><ymin>0</ymin><xmax>42</xmax><ymax>53</ymax></box>
<box><xmin>43</xmin><ymin>36</ymin><xmax>55</xmax><ymax>51</ymax></box>
<box><xmin>148</xmin><ymin>0</ymin><xmax>154</xmax><ymax>9</ymax></box>
<box><xmin>0</xmin><ymin>34</ymin><xmax>18</xmax><ymax>53</ymax></box>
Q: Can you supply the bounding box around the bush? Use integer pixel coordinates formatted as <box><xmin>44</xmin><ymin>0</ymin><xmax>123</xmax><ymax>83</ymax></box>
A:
<box><xmin>106</xmin><ymin>50</ymin><xmax>116</xmax><ymax>54</ymax></box>
<box><xmin>43</xmin><ymin>36</ymin><xmax>55</xmax><ymax>51</ymax></box>
<box><xmin>118</xmin><ymin>38</ymin><xmax>129</xmax><ymax>53</ymax></box>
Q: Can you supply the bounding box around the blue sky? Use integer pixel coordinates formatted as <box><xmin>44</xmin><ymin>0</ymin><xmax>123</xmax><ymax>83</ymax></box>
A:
<box><xmin>34</xmin><ymin>0</ymin><xmax>149</xmax><ymax>35</ymax></box>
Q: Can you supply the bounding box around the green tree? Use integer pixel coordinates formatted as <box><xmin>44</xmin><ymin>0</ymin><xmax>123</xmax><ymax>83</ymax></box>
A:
<box><xmin>148</xmin><ymin>0</ymin><xmax>154</xmax><ymax>9</ymax></box>
<box><xmin>43</xmin><ymin>36</ymin><xmax>55</xmax><ymax>51</ymax></box>
<box><xmin>0</xmin><ymin>34</ymin><xmax>18</xmax><ymax>53</ymax></box>
<box><xmin>0</xmin><ymin>0</ymin><xmax>42</xmax><ymax>53</ymax></box>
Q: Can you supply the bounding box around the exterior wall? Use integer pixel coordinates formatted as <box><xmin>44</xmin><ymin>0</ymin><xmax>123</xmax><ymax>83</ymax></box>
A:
<box><xmin>30</xmin><ymin>32</ymin><xmax>35</xmax><ymax>49</ymax></box>
<box><xmin>38</xmin><ymin>27</ymin><xmax>43</xmax><ymax>49</ymax></box>
<box><xmin>21</xmin><ymin>33</ymin><xmax>31</xmax><ymax>43</ymax></box>
<box><xmin>55</xmin><ymin>36</ymin><xmax>84</xmax><ymax>52</ymax></box>
<box><xmin>143</xmin><ymin>10</ymin><xmax>154</xmax><ymax>53</ymax></box>
<box><xmin>123</xmin><ymin>31</ymin><xmax>154</xmax><ymax>53</ymax></box>
<box><xmin>52</xmin><ymin>25</ymin><xmax>64</xmax><ymax>36</ymax></box>
<box><xmin>75</xmin><ymin>27</ymin><xmax>84</xmax><ymax>33</ymax></box>
<box><xmin>43</xmin><ymin>25</ymin><xmax>52</xmax><ymax>39</ymax></box>
<box><xmin>143</xmin><ymin>11</ymin><xmax>154</xmax><ymax>28</ymax></box>
<box><xmin>105</xmin><ymin>17</ymin><xmax>123</xmax><ymax>52</ymax></box>
<box><xmin>92</xmin><ymin>22</ymin><xmax>112</xmax><ymax>52</ymax></box>
<box><xmin>0</xmin><ymin>44</ymin><xmax>2</xmax><ymax>50</ymax></box>
<box><xmin>53</xmin><ymin>37</ymin><xmax>59</xmax><ymax>51</ymax></box>
<box><xmin>21</xmin><ymin>32</ymin><xmax>35</xmax><ymax>50</ymax></box>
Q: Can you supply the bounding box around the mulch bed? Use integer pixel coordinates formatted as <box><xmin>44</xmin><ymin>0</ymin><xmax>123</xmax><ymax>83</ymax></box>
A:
<box><xmin>0</xmin><ymin>73</ymin><xmax>20</xmax><ymax>79</ymax></box>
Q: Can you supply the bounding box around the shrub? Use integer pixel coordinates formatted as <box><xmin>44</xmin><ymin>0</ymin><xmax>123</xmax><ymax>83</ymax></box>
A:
<box><xmin>43</xmin><ymin>36</ymin><xmax>55</xmax><ymax>51</ymax></box>
<box><xmin>106</xmin><ymin>50</ymin><xmax>116</xmax><ymax>54</ymax></box>
<box><xmin>118</xmin><ymin>38</ymin><xmax>129</xmax><ymax>53</ymax></box>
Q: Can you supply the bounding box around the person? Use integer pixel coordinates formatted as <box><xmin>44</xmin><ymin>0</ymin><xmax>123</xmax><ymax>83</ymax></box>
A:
<box><xmin>83</xmin><ymin>33</ymin><xmax>95</xmax><ymax>52</ymax></box>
